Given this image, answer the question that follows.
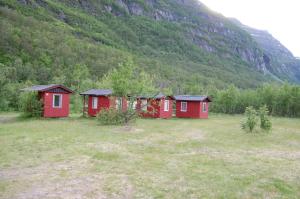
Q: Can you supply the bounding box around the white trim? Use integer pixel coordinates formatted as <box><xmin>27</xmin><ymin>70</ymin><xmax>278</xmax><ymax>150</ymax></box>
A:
<box><xmin>133</xmin><ymin>100</ymin><xmax>137</xmax><ymax>110</ymax></box>
<box><xmin>181</xmin><ymin>101</ymin><xmax>187</xmax><ymax>112</ymax></box>
<box><xmin>202</xmin><ymin>102</ymin><xmax>207</xmax><ymax>112</ymax></box>
<box><xmin>141</xmin><ymin>99</ymin><xmax>147</xmax><ymax>111</ymax></box>
<box><xmin>92</xmin><ymin>97</ymin><xmax>98</xmax><ymax>109</ymax></box>
<box><xmin>164</xmin><ymin>100</ymin><xmax>169</xmax><ymax>112</ymax></box>
<box><xmin>116</xmin><ymin>97</ymin><xmax>122</xmax><ymax>110</ymax></box>
<box><xmin>53</xmin><ymin>94</ymin><xmax>62</xmax><ymax>108</ymax></box>
<box><xmin>128</xmin><ymin>100</ymin><xmax>137</xmax><ymax>110</ymax></box>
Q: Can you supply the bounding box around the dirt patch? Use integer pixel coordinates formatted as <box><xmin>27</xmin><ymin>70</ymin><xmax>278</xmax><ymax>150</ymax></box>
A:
<box><xmin>0</xmin><ymin>156</ymin><xmax>109</xmax><ymax>199</ymax></box>
<box><xmin>177</xmin><ymin>148</ymin><xmax>300</xmax><ymax>162</ymax></box>
<box><xmin>86</xmin><ymin>142</ymin><xmax>125</xmax><ymax>153</ymax></box>
<box><xmin>114</xmin><ymin>126</ymin><xmax>144</xmax><ymax>133</ymax></box>
<box><xmin>175</xmin><ymin>129</ymin><xmax>205</xmax><ymax>143</ymax></box>
<box><xmin>0</xmin><ymin>116</ymin><xmax>17</xmax><ymax>124</ymax></box>
<box><xmin>0</xmin><ymin>156</ymin><xmax>138</xmax><ymax>199</ymax></box>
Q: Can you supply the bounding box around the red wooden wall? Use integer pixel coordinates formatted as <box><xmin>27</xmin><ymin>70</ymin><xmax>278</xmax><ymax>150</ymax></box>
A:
<box><xmin>40</xmin><ymin>92</ymin><xmax>70</xmax><ymax>118</ymax></box>
<box><xmin>137</xmin><ymin>98</ymin><xmax>173</xmax><ymax>118</ymax></box>
<box><xmin>176</xmin><ymin>101</ymin><xmax>209</xmax><ymax>119</ymax></box>
<box><xmin>87</xmin><ymin>96</ymin><xmax>128</xmax><ymax>117</ymax></box>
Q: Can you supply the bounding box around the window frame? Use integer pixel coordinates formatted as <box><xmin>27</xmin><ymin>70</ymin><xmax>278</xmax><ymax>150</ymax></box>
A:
<box><xmin>127</xmin><ymin>99</ymin><xmax>137</xmax><ymax>110</ymax></box>
<box><xmin>202</xmin><ymin>102</ymin><xmax>207</xmax><ymax>112</ymax></box>
<box><xmin>116</xmin><ymin>97</ymin><xmax>123</xmax><ymax>110</ymax></box>
<box><xmin>181</xmin><ymin>101</ymin><xmax>187</xmax><ymax>112</ymax></box>
<box><xmin>164</xmin><ymin>100</ymin><xmax>169</xmax><ymax>112</ymax></box>
<box><xmin>92</xmin><ymin>96</ymin><xmax>98</xmax><ymax>109</ymax></box>
<box><xmin>141</xmin><ymin>99</ymin><xmax>148</xmax><ymax>111</ymax></box>
<box><xmin>53</xmin><ymin>94</ymin><xmax>62</xmax><ymax>108</ymax></box>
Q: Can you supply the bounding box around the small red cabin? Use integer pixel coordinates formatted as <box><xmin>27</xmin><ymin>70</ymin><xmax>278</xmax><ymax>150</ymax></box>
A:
<box><xmin>22</xmin><ymin>84</ymin><xmax>73</xmax><ymax>118</ymax></box>
<box><xmin>136</xmin><ymin>93</ymin><xmax>173</xmax><ymax>119</ymax></box>
<box><xmin>174</xmin><ymin>95</ymin><xmax>212</xmax><ymax>119</ymax></box>
<box><xmin>80</xmin><ymin>89</ymin><xmax>127</xmax><ymax>117</ymax></box>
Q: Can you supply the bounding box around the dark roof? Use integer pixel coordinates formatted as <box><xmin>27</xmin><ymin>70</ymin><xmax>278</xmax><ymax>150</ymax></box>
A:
<box><xmin>21</xmin><ymin>84</ymin><xmax>73</xmax><ymax>93</ymax></box>
<box><xmin>138</xmin><ymin>92</ymin><xmax>173</xmax><ymax>99</ymax></box>
<box><xmin>174</xmin><ymin>95</ymin><xmax>212</xmax><ymax>102</ymax></box>
<box><xmin>80</xmin><ymin>89</ymin><xmax>112</xmax><ymax>96</ymax></box>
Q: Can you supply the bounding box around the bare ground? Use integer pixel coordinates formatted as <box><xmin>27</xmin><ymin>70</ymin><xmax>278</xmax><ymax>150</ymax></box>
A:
<box><xmin>0</xmin><ymin>156</ymin><xmax>135</xmax><ymax>199</ymax></box>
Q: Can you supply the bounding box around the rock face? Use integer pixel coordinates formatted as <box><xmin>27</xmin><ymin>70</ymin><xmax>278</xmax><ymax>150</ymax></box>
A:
<box><xmin>231</xmin><ymin>18</ymin><xmax>300</xmax><ymax>82</ymax></box>
<box><xmin>104</xmin><ymin>0</ymin><xmax>272</xmax><ymax>75</ymax></box>
<box><xmin>99</xmin><ymin>0</ymin><xmax>300</xmax><ymax>80</ymax></box>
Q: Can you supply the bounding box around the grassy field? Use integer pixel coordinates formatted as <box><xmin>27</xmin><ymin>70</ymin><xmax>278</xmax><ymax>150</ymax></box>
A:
<box><xmin>0</xmin><ymin>113</ymin><xmax>299</xmax><ymax>199</ymax></box>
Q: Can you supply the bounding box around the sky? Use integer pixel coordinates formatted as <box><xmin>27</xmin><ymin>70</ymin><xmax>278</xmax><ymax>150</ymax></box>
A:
<box><xmin>199</xmin><ymin>0</ymin><xmax>300</xmax><ymax>57</ymax></box>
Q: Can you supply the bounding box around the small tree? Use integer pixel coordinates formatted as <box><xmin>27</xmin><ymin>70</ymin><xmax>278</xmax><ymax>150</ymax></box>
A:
<box><xmin>19</xmin><ymin>92</ymin><xmax>43</xmax><ymax>117</ymax></box>
<box><xmin>259</xmin><ymin>105</ymin><xmax>272</xmax><ymax>132</ymax></box>
<box><xmin>241</xmin><ymin>106</ymin><xmax>258</xmax><ymax>133</ymax></box>
<box><xmin>97</xmin><ymin>58</ymin><xmax>158</xmax><ymax>125</ymax></box>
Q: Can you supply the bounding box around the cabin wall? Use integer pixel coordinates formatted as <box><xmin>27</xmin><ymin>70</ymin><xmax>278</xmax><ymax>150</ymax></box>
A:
<box><xmin>176</xmin><ymin>101</ymin><xmax>210</xmax><ymax>118</ymax></box>
<box><xmin>139</xmin><ymin>99</ymin><xmax>160</xmax><ymax>118</ymax></box>
<box><xmin>88</xmin><ymin>96</ymin><xmax>110</xmax><ymax>117</ymax></box>
<box><xmin>199</xmin><ymin>101</ymin><xmax>210</xmax><ymax>119</ymax></box>
<box><xmin>110</xmin><ymin>97</ymin><xmax>128</xmax><ymax>112</ymax></box>
<box><xmin>137</xmin><ymin>98</ymin><xmax>173</xmax><ymax>118</ymax></box>
<box><xmin>159</xmin><ymin>99</ymin><xmax>173</xmax><ymax>118</ymax></box>
<box><xmin>42</xmin><ymin>92</ymin><xmax>70</xmax><ymax>118</ymax></box>
<box><xmin>176</xmin><ymin>101</ymin><xmax>201</xmax><ymax>118</ymax></box>
<box><xmin>87</xmin><ymin>96</ymin><xmax>129</xmax><ymax>117</ymax></box>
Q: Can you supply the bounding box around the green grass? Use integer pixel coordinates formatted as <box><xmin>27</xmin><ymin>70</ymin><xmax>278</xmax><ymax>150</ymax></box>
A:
<box><xmin>0</xmin><ymin>113</ymin><xmax>299</xmax><ymax>198</ymax></box>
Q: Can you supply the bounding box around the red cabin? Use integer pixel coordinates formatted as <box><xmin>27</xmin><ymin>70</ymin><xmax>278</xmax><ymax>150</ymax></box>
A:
<box><xmin>136</xmin><ymin>93</ymin><xmax>173</xmax><ymax>119</ymax></box>
<box><xmin>22</xmin><ymin>84</ymin><xmax>73</xmax><ymax>118</ymax></box>
<box><xmin>80</xmin><ymin>89</ymin><xmax>127</xmax><ymax>117</ymax></box>
<box><xmin>174</xmin><ymin>95</ymin><xmax>212</xmax><ymax>119</ymax></box>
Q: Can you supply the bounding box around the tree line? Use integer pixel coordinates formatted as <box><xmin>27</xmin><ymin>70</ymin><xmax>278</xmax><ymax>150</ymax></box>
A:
<box><xmin>209</xmin><ymin>84</ymin><xmax>300</xmax><ymax>117</ymax></box>
<box><xmin>3</xmin><ymin>58</ymin><xmax>300</xmax><ymax>118</ymax></box>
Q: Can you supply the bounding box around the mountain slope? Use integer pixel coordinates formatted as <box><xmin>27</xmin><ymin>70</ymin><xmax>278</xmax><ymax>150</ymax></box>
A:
<box><xmin>0</xmin><ymin>0</ymin><xmax>299</xmax><ymax>93</ymax></box>
<box><xmin>230</xmin><ymin>18</ymin><xmax>300</xmax><ymax>83</ymax></box>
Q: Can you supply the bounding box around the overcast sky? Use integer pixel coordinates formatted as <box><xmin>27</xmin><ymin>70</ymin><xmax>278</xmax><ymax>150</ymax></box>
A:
<box><xmin>200</xmin><ymin>0</ymin><xmax>300</xmax><ymax>57</ymax></box>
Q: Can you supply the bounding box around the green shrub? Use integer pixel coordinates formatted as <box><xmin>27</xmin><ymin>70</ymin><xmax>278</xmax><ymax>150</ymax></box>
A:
<box><xmin>241</xmin><ymin>106</ymin><xmax>258</xmax><ymax>133</ymax></box>
<box><xmin>19</xmin><ymin>92</ymin><xmax>43</xmax><ymax>118</ymax></box>
<box><xmin>97</xmin><ymin>107</ymin><xmax>139</xmax><ymax>125</ymax></box>
<box><xmin>259</xmin><ymin>105</ymin><xmax>272</xmax><ymax>132</ymax></box>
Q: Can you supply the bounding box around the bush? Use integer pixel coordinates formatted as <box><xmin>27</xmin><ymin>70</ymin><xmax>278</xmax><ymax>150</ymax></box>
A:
<box><xmin>19</xmin><ymin>92</ymin><xmax>43</xmax><ymax>117</ymax></box>
<box><xmin>97</xmin><ymin>108</ymin><xmax>138</xmax><ymax>125</ymax></box>
<box><xmin>259</xmin><ymin>105</ymin><xmax>272</xmax><ymax>132</ymax></box>
<box><xmin>241</xmin><ymin>106</ymin><xmax>258</xmax><ymax>133</ymax></box>
<box><xmin>97</xmin><ymin>108</ymin><xmax>123</xmax><ymax>125</ymax></box>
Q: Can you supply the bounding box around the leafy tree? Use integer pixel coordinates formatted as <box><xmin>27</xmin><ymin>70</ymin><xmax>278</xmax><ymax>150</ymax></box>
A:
<box><xmin>98</xmin><ymin>58</ymin><xmax>158</xmax><ymax>124</ymax></box>
<box><xmin>19</xmin><ymin>92</ymin><xmax>43</xmax><ymax>118</ymax></box>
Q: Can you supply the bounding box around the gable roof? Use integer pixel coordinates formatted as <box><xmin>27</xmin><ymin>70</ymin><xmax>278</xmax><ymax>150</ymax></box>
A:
<box><xmin>21</xmin><ymin>84</ymin><xmax>73</xmax><ymax>93</ymax></box>
<box><xmin>80</xmin><ymin>89</ymin><xmax>113</xmax><ymax>96</ymax></box>
<box><xmin>174</xmin><ymin>95</ymin><xmax>212</xmax><ymax>102</ymax></box>
<box><xmin>137</xmin><ymin>92</ymin><xmax>174</xmax><ymax>100</ymax></box>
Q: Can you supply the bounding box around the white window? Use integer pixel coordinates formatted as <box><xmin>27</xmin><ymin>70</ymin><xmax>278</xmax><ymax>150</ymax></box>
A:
<box><xmin>116</xmin><ymin>97</ymin><xmax>122</xmax><ymax>110</ymax></box>
<box><xmin>141</xmin><ymin>99</ymin><xmax>147</xmax><ymax>111</ymax></box>
<box><xmin>127</xmin><ymin>100</ymin><xmax>137</xmax><ymax>110</ymax></box>
<box><xmin>53</xmin><ymin>94</ymin><xmax>62</xmax><ymax>108</ymax></box>
<box><xmin>202</xmin><ymin>102</ymin><xmax>207</xmax><ymax>112</ymax></box>
<box><xmin>133</xmin><ymin>100</ymin><xmax>137</xmax><ymax>110</ymax></box>
<box><xmin>181</xmin><ymin>101</ymin><xmax>187</xmax><ymax>112</ymax></box>
<box><xmin>92</xmin><ymin>97</ymin><xmax>98</xmax><ymax>109</ymax></box>
<box><xmin>164</xmin><ymin>100</ymin><xmax>169</xmax><ymax>112</ymax></box>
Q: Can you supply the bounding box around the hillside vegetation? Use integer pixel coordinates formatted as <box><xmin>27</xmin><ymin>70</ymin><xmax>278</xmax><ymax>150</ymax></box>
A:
<box><xmin>1</xmin><ymin>0</ymin><xmax>300</xmax><ymax>111</ymax></box>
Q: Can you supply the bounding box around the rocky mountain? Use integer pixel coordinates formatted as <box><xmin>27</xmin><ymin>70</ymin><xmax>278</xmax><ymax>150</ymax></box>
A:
<box><xmin>230</xmin><ymin>18</ymin><xmax>300</xmax><ymax>83</ymax></box>
<box><xmin>0</xmin><ymin>0</ymin><xmax>299</xmax><ymax>92</ymax></box>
